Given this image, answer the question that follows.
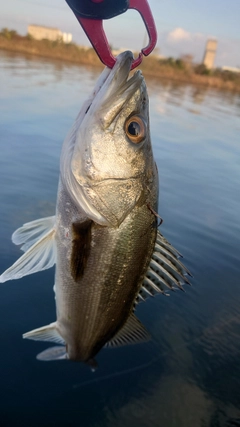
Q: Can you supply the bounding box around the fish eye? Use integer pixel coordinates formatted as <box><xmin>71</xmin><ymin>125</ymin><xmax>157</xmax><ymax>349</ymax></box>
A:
<box><xmin>125</xmin><ymin>115</ymin><xmax>146</xmax><ymax>144</ymax></box>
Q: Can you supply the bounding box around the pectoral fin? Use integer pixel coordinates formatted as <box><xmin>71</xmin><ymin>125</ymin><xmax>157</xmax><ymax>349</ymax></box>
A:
<box><xmin>12</xmin><ymin>216</ymin><xmax>56</xmax><ymax>251</ymax></box>
<box><xmin>105</xmin><ymin>314</ymin><xmax>150</xmax><ymax>348</ymax></box>
<box><xmin>0</xmin><ymin>217</ymin><xmax>56</xmax><ymax>283</ymax></box>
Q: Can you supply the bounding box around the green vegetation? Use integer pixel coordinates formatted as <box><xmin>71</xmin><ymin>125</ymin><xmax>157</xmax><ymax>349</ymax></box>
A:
<box><xmin>1</xmin><ymin>28</ymin><xmax>240</xmax><ymax>92</ymax></box>
<box><xmin>194</xmin><ymin>63</ymin><xmax>211</xmax><ymax>76</ymax></box>
<box><xmin>0</xmin><ymin>27</ymin><xmax>101</xmax><ymax>67</ymax></box>
<box><xmin>0</xmin><ymin>28</ymin><xmax>18</xmax><ymax>40</ymax></box>
<box><xmin>160</xmin><ymin>57</ymin><xmax>186</xmax><ymax>70</ymax></box>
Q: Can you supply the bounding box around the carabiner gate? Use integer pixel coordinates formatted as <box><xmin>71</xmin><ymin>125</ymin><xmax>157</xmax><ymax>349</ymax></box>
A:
<box><xmin>67</xmin><ymin>0</ymin><xmax>157</xmax><ymax>70</ymax></box>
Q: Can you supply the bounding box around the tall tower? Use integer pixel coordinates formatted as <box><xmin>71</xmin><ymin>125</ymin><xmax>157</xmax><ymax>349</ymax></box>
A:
<box><xmin>202</xmin><ymin>39</ymin><xmax>217</xmax><ymax>69</ymax></box>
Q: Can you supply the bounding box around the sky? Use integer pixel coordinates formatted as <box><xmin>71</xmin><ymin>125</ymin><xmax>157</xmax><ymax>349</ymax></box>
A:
<box><xmin>0</xmin><ymin>0</ymin><xmax>239</xmax><ymax>67</ymax></box>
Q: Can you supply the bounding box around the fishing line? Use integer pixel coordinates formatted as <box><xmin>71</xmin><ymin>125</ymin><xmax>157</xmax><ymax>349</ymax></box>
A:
<box><xmin>72</xmin><ymin>350</ymin><xmax>159</xmax><ymax>389</ymax></box>
<box><xmin>72</xmin><ymin>329</ymin><xmax>206</xmax><ymax>389</ymax></box>
<box><xmin>73</xmin><ymin>308</ymin><xmax>240</xmax><ymax>390</ymax></box>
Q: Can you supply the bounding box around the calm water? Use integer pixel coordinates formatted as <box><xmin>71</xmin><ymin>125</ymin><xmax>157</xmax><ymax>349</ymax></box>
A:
<box><xmin>0</xmin><ymin>50</ymin><xmax>240</xmax><ymax>426</ymax></box>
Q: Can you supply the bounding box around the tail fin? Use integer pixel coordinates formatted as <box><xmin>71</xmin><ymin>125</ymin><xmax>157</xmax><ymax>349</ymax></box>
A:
<box><xmin>37</xmin><ymin>346</ymin><xmax>67</xmax><ymax>361</ymax></box>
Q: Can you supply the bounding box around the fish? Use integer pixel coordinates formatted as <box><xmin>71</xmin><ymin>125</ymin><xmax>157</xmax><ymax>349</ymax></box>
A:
<box><xmin>0</xmin><ymin>51</ymin><xmax>191</xmax><ymax>366</ymax></box>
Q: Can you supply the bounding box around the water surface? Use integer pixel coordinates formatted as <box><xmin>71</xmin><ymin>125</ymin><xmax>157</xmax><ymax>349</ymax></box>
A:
<box><xmin>0</xmin><ymin>50</ymin><xmax>240</xmax><ymax>426</ymax></box>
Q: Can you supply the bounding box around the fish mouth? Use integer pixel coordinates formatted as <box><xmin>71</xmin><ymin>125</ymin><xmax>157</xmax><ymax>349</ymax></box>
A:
<box><xmin>86</xmin><ymin>51</ymin><xmax>144</xmax><ymax>128</ymax></box>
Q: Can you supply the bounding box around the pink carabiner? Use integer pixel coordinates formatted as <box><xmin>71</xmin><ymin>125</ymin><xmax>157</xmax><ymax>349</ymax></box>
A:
<box><xmin>129</xmin><ymin>0</ymin><xmax>157</xmax><ymax>57</ymax></box>
<box><xmin>76</xmin><ymin>0</ymin><xmax>157</xmax><ymax>69</ymax></box>
<box><xmin>77</xmin><ymin>17</ymin><xmax>116</xmax><ymax>68</ymax></box>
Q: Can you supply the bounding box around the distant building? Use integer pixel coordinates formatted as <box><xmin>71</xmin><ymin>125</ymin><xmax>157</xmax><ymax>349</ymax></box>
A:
<box><xmin>202</xmin><ymin>39</ymin><xmax>217</xmax><ymax>69</ymax></box>
<box><xmin>222</xmin><ymin>66</ymin><xmax>240</xmax><ymax>73</ymax></box>
<box><xmin>28</xmin><ymin>25</ymin><xmax>72</xmax><ymax>43</ymax></box>
<box><xmin>62</xmin><ymin>32</ymin><xmax>72</xmax><ymax>43</ymax></box>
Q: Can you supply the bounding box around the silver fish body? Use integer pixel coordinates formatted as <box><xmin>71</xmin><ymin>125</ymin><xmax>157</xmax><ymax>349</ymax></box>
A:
<box><xmin>54</xmin><ymin>51</ymin><xmax>158</xmax><ymax>361</ymax></box>
<box><xmin>55</xmin><ymin>181</ymin><xmax>157</xmax><ymax>362</ymax></box>
<box><xmin>0</xmin><ymin>51</ymin><xmax>191</xmax><ymax>364</ymax></box>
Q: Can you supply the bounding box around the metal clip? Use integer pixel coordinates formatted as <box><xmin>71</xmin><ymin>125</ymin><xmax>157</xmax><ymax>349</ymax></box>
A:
<box><xmin>72</xmin><ymin>0</ymin><xmax>157</xmax><ymax>69</ymax></box>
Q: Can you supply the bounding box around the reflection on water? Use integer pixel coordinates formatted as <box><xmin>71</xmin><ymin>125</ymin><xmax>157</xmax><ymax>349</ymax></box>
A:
<box><xmin>0</xmin><ymin>50</ymin><xmax>240</xmax><ymax>426</ymax></box>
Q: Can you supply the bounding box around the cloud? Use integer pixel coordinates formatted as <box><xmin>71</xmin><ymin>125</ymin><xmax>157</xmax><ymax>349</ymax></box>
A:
<box><xmin>168</xmin><ymin>27</ymin><xmax>191</xmax><ymax>42</ymax></box>
<box><xmin>159</xmin><ymin>28</ymin><xmax>240</xmax><ymax>67</ymax></box>
<box><xmin>158</xmin><ymin>28</ymin><xmax>207</xmax><ymax>62</ymax></box>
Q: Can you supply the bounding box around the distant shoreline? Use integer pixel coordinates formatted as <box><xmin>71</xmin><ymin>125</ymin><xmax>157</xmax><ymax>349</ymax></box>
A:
<box><xmin>1</xmin><ymin>32</ymin><xmax>240</xmax><ymax>93</ymax></box>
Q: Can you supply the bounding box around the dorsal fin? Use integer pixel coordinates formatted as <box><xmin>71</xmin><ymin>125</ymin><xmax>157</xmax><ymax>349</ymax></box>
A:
<box><xmin>135</xmin><ymin>230</ymin><xmax>192</xmax><ymax>304</ymax></box>
<box><xmin>71</xmin><ymin>220</ymin><xmax>92</xmax><ymax>281</ymax></box>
